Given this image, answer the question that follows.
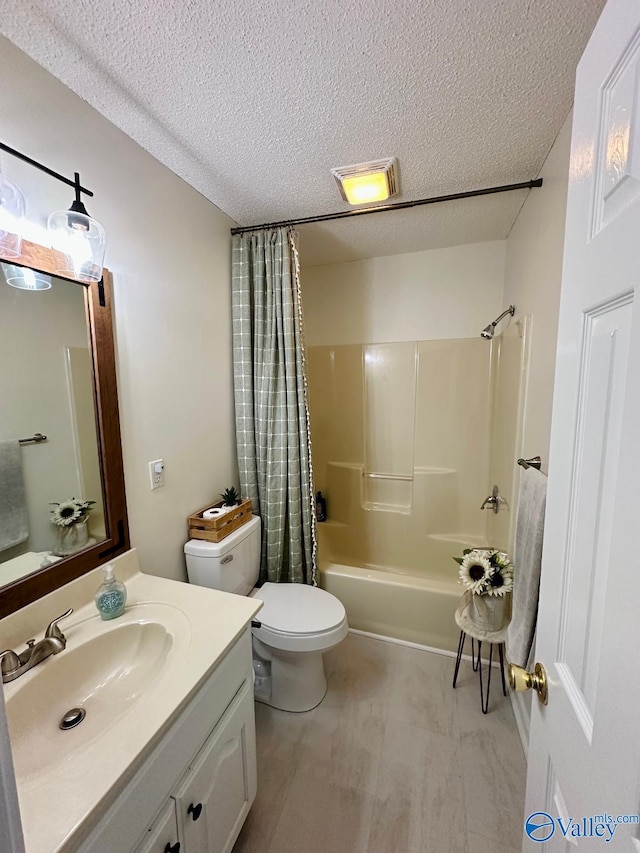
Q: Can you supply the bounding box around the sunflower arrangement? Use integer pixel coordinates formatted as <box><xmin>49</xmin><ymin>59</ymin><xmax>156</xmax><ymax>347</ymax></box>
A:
<box><xmin>50</xmin><ymin>497</ymin><xmax>96</xmax><ymax>528</ymax></box>
<box><xmin>453</xmin><ymin>548</ymin><xmax>514</xmax><ymax>597</ymax></box>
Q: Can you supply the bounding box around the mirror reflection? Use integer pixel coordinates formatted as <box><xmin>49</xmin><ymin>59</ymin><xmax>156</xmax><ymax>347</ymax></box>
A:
<box><xmin>0</xmin><ymin>262</ymin><xmax>106</xmax><ymax>588</ymax></box>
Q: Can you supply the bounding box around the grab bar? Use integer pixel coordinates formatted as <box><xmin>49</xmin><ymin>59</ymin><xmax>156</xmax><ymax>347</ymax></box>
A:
<box><xmin>362</xmin><ymin>472</ymin><xmax>412</xmax><ymax>482</ymax></box>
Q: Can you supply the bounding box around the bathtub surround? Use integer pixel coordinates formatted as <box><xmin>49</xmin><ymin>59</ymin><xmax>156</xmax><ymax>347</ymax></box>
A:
<box><xmin>302</xmin><ymin>242</ymin><xmax>511</xmax><ymax>652</ymax></box>
<box><xmin>308</xmin><ymin>338</ymin><xmax>492</xmax><ymax>567</ymax></box>
<box><xmin>232</xmin><ymin>229</ymin><xmax>316</xmax><ymax>585</ymax></box>
<box><xmin>308</xmin><ymin>336</ymin><xmax>493</xmax><ymax>650</ymax></box>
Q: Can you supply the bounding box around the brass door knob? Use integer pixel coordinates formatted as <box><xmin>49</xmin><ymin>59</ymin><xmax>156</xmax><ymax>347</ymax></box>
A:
<box><xmin>508</xmin><ymin>662</ymin><xmax>548</xmax><ymax>705</ymax></box>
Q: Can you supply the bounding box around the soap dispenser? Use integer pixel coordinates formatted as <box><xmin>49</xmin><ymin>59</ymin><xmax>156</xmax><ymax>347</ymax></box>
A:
<box><xmin>95</xmin><ymin>563</ymin><xmax>127</xmax><ymax>620</ymax></box>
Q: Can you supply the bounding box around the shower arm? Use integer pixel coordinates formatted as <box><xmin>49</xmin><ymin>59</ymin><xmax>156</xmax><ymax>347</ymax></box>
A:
<box><xmin>491</xmin><ymin>306</ymin><xmax>516</xmax><ymax>328</ymax></box>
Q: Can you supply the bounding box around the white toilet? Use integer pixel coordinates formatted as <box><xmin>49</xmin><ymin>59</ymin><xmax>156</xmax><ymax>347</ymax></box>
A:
<box><xmin>184</xmin><ymin>516</ymin><xmax>348</xmax><ymax>712</ymax></box>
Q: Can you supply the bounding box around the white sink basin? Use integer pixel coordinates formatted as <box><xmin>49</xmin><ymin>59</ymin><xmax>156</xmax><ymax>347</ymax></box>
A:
<box><xmin>5</xmin><ymin>603</ymin><xmax>191</xmax><ymax>783</ymax></box>
<box><xmin>1</xmin><ymin>559</ymin><xmax>261</xmax><ymax>853</ymax></box>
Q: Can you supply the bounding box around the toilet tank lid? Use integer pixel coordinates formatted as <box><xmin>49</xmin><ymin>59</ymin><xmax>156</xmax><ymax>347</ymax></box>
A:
<box><xmin>184</xmin><ymin>515</ymin><xmax>260</xmax><ymax>557</ymax></box>
<box><xmin>251</xmin><ymin>582</ymin><xmax>346</xmax><ymax>635</ymax></box>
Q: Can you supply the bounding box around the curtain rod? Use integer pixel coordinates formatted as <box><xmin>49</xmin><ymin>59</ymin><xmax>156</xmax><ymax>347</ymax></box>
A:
<box><xmin>230</xmin><ymin>178</ymin><xmax>543</xmax><ymax>235</ymax></box>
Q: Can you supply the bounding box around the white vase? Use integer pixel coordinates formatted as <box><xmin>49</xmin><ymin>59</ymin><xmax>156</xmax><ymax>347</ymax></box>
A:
<box><xmin>52</xmin><ymin>519</ymin><xmax>89</xmax><ymax>556</ymax></box>
<box><xmin>469</xmin><ymin>594</ymin><xmax>507</xmax><ymax>633</ymax></box>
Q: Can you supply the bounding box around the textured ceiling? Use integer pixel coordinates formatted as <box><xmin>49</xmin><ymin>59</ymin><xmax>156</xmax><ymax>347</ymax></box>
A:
<box><xmin>0</xmin><ymin>0</ymin><xmax>605</xmax><ymax>265</ymax></box>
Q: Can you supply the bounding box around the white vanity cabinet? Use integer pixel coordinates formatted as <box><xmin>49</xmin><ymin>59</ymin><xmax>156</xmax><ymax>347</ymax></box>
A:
<box><xmin>172</xmin><ymin>681</ymin><xmax>256</xmax><ymax>853</ymax></box>
<box><xmin>78</xmin><ymin>628</ymin><xmax>257</xmax><ymax>853</ymax></box>
<box><xmin>135</xmin><ymin>802</ymin><xmax>180</xmax><ymax>853</ymax></box>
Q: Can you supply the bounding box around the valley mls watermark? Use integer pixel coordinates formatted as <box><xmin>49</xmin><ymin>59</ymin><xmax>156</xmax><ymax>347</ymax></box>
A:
<box><xmin>525</xmin><ymin>812</ymin><xmax>640</xmax><ymax>844</ymax></box>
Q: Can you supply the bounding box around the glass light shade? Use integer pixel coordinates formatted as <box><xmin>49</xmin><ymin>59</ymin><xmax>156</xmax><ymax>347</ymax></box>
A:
<box><xmin>341</xmin><ymin>171</ymin><xmax>390</xmax><ymax>205</ymax></box>
<box><xmin>0</xmin><ymin>175</ymin><xmax>26</xmax><ymax>259</ymax></box>
<box><xmin>3</xmin><ymin>263</ymin><xmax>51</xmax><ymax>291</ymax></box>
<box><xmin>48</xmin><ymin>210</ymin><xmax>106</xmax><ymax>282</ymax></box>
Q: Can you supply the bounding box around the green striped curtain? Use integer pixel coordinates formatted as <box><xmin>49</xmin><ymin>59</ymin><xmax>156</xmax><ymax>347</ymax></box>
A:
<box><xmin>231</xmin><ymin>228</ymin><xmax>317</xmax><ymax>585</ymax></box>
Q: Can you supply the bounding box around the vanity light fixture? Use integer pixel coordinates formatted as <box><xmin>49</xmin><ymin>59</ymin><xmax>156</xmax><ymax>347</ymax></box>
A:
<box><xmin>0</xmin><ymin>142</ymin><xmax>106</xmax><ymax>284</ymax></box>
<box><xmin>48</xmin><ymin>173</ymin><xmax>106</xmax><ymax>283</ymax></box>
<box><xmin>0</xmin><ymin>173</ymin><xmax>26</xmax><ymax>259</ymax></box>
<box><xmin>332</xmin><ymin>158</ymin><xmax>399</xmax><ymax>205</ymax></box>
<box><xmin>2</xmin><ymin>263</ymin><xmax>52</xmax><ymax>291</ymax></box>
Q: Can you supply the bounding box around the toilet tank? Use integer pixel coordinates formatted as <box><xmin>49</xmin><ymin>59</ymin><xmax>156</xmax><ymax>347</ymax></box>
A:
<box><xmin>184</xmin><ymin>515</ymin><xmax>261</xmax><ymax>596</ymax></box>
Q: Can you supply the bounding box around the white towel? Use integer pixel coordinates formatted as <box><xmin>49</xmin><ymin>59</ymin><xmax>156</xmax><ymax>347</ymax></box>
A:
<box><xmin>0</xmin><ymin>440</ymin><xmax>28</xmax><ymax>552</ymax></box>
<box><xmin>507</xmin><ymin>466</ymin><xmax>547</xmax><ymax>667</ymax></box>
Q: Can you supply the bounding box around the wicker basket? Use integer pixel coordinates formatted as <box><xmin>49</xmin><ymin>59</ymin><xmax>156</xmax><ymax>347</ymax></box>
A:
<box><xmin>187</xmin><ymin>498</ymin><xmax>253</xmax><ymax>543</ymax></box>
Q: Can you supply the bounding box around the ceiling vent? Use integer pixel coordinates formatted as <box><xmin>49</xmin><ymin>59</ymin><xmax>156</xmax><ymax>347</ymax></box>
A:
<box><xmin>331</xmin><ymin>158</ymin><xmax>399</xmax><ymax>205</ymax></box>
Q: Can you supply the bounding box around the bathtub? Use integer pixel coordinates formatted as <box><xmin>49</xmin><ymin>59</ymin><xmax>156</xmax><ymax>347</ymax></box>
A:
<box><xmin>319</xmin><ymin>561</ymin><xmax>462</xmax><ymax>653</ymax></box>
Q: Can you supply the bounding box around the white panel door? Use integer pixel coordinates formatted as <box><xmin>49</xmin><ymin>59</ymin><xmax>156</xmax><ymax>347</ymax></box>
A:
<box><xmin>524</xmin><ymin>0</ymin><xmax>640</xmax><ymax>849</ymax></box>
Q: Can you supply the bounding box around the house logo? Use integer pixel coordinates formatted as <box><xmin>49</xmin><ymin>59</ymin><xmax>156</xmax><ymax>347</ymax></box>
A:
<box><xmin>525</xmin><ymin>812</ymin><xmax>556</xmax><ymax>842</ymax></box>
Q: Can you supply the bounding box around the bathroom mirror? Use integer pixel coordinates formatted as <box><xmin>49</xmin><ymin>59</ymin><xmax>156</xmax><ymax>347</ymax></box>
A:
<box><xmin>0</xmin><ymin>250</ymin><xmax>129</xmax><ymax>618</ymax></box>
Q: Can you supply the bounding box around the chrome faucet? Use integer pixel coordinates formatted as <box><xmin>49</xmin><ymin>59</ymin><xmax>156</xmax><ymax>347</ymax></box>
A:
<box><xmin>0</xmin><ymin>608</ymin><xmax>73</xmax><ymax>684</ymax></box>
<box><xmin>480</xmin><ymin>484</ymin><xmax>508</xmax><ymax>514</ymax></box>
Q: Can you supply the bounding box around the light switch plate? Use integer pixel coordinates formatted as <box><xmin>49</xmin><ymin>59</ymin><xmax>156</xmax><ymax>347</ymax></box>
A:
<box><xmin>149</xmin><ymin>459</ymin><xmax>165</xmax><ymax>490</ymax></box>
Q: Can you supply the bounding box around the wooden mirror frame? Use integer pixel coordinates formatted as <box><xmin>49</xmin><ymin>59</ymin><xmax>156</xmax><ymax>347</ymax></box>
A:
<box><xmin>0</xmin><ymin>240</ymin><xmax>130</xmax><ymax>618</ymax></box>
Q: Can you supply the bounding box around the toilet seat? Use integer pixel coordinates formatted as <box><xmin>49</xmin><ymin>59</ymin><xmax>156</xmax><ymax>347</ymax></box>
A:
<box><xmin>250</xmin><ymin>582</ymin><xmax>348</xmax><ymax>652</ymax></box>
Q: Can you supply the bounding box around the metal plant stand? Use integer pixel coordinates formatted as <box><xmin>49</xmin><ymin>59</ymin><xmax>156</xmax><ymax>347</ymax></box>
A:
<box><xmin>452</xmin><ymin>630</ymin><xmax>508</xmax><ymax>714</ymax></box>
<box><xmin>452</xmin><ymin>592</ymin><xmax>511</xmax><ymax>714</ymax></box>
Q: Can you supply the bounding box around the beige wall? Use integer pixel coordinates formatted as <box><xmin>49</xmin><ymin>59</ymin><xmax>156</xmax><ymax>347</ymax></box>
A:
<box><xmin>302</xmin><ymin>240</ymin><xmax>507</xmax><ymax>346</ymax></box>
<box><xmin>484</xmin><ymin>111</ymin><xmax>571</xmax><ymax>605</ymax></box>
<box><xmin>503</xmin><ymin>113</ymin><xmax>572</xmax><ymax>474</ymax></box>
<box><xmin>0</xmin><ymin>39</ymin><xmax>237</xmax><ymax>582</ymax></box>
<box><xmin>496</xmin><ymin>112</ymin><xmax>572</xmax><ymax>746</ymax></box>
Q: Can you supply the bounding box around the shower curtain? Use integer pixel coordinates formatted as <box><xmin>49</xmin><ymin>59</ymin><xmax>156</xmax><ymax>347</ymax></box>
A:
<box><xmin>231</xmin><ymin>228</ymin><xmax>317</xmax><ymax>585</ymax></box>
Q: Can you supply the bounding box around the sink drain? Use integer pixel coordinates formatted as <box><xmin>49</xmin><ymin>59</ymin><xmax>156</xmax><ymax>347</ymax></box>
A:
<box><xmin>59</xmin><ymin>707</ymin><xmax>86</xmax><ymax>730</ymax></box>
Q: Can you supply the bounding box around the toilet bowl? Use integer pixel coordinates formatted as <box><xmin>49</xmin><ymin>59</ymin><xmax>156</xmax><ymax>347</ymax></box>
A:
<box><xmin>184</xmin><ymin>516</ymin><xmax>348</xmax><ymax>712</ymax></box>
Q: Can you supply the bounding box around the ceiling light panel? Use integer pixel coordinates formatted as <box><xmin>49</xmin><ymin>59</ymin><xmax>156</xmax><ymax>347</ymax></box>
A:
<box><xmin>332</xmin><ymin>158</ymin><xmax>398</xmax><ymax>206</ymax></box>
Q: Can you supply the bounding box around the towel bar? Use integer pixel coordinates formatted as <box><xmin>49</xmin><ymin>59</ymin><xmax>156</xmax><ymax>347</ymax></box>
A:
<box><xmin>517</xmin><ymin>456</ymin><xmax>541</xmax><ymax>471</ymax></box>
<box><xmin>18</xmin><ymin>433</ymin><xmax>47</xmax><ymax>445</ymax></box>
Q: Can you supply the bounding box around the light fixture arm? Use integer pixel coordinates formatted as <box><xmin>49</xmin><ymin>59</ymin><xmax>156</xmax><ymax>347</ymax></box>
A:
<box><xmin>0</xmin><ymin>142</ymin><xmax>94</xmax><ymax>200</ymax></box>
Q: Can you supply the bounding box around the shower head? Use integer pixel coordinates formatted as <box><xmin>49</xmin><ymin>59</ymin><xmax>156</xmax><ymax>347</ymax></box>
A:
<box><xmin>480</xmin><ymin>305</ymin><xmax>515</xmax><ymax>340</ymax></box>
<box><xmin>481</xmin><ymin>324</ymin><xmax>495</xmax><ymax>340</ymax></box>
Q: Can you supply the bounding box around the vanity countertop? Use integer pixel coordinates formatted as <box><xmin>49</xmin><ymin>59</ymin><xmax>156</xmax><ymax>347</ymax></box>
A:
<box><xmin>0</xmin><ymin>549</ymin><xmax>261</xmax><ymax>852</ymax></box>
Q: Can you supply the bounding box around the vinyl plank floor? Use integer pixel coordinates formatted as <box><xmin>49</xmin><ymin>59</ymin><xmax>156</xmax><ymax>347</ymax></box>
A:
<box><xmin>233</xmin><ymin>634</ymin><xmax>526</xmax><ymax>853</ymax></box>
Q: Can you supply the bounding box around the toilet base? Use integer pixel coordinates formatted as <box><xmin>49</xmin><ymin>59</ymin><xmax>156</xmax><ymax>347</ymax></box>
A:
<box><xmin>253</xmin><ymin>638</ymin><xmax>328</xmax><ymax>712</ymax></box>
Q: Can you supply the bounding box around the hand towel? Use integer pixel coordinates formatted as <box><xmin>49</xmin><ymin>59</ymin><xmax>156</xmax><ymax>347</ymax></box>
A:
<box><xmin>0</xmin><ymin>440</ymin><xmax>28</xmax><ymax>552</ymax></box>
<box><xmin>506</xmin><ymin>466</ymin><xmax>547</xmax><ymax>667</ymax></box>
